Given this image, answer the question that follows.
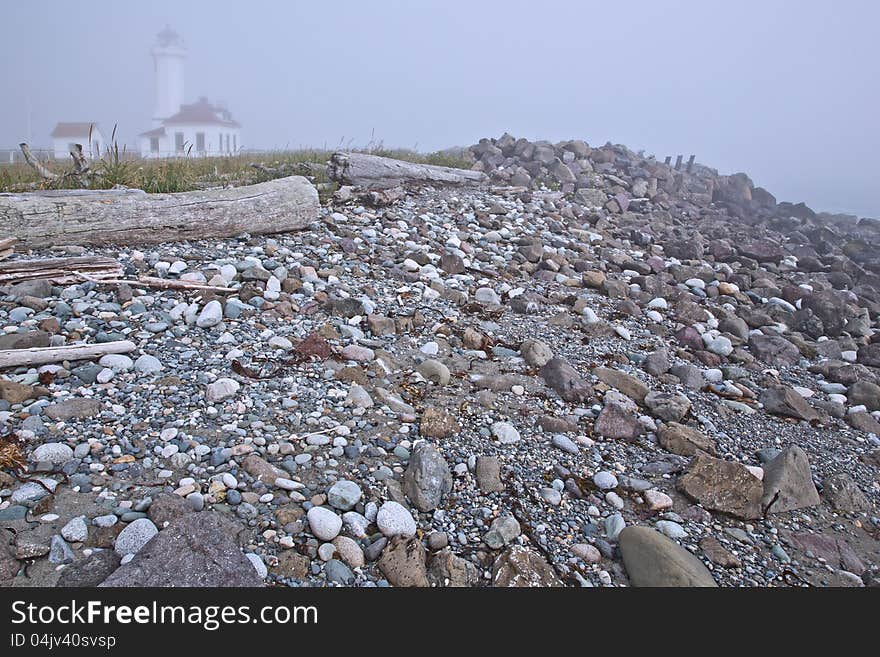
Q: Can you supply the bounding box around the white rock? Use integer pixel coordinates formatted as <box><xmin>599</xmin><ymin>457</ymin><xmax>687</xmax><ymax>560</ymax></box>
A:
<box><xmin>114</xmin><ymin>518</ymin><xmax>158</xmax><ymax>556</ymax></box>
<box><xmin>706</xmin><ymin>336</ymin><xmax>733</xmax><ymax>356</ymax></box>
<box><xmin>746</xmin><ymin>465</ymin><xmax>764</xmax><ymax>480</ymax></box>
<box><xmin>475</xmin><ymin>287</ymin><xmax>501</xmax><ymax>304</ymax></box>
<box><xmin>582</xmin><ymin>307</ymin><xmax>600</xmax><ymax>323</ymax></box>
<box><xmin>61</xmin><ymin>516</ymin><xmax>88</xmax><ymax>542</ymax></box>
<box><xmin>342</xmin><ymin>511</ymin><xmax>370</xmax><ymax>538</ymax></box>
<box><xmin>246</xmin><ymin>553</ymin><xmax>268</xmax><ymax>578</ymax></box>
<box><xmin>656</xmin><ymin>520</ymin><xmax>687</xmax><ymax>539</ymax></box>
<box><xmin>307</xmin><ymin>506</ymin><xmax>343</xmax><ymax>541</ymax></box>
<box><xmin>98</xmin><ymin>354</ymin><xmax>133</xmax><ymax>371</ymax></box>
<box><xmin>593</xmin><ymin>471</ymin><xmax>618</xmax><ymax>490</ymax></box>
<box><xmin>643</xmin><ymin>490</ymin><xmax>673</xmax><ymax>511</ymax></box>
<box><xmin>196</xmin><ymin>300</ymin><xmax>223</xmax><ymax>328</ymax></box>
<box><xmin>376</xmin><ymin>501</ymin><xmax>417</xmax><ymax>537</ymax></box>
<box><xmin>205</xmin><ymin>377</ymin><xmax>240</xmax><ymax>402</ymax></box>
<box><xmin>491</xmin><ymin>421</ymin><xmax>520</xmax><ymax>444</ymax></box>
<box><xmin>134</xmin><ymin>354</ymin><xmax>163</xmax><ymax>374</ymax></box>
<box><xmin>31</xmin><ymin>442</ymin><xmax>73</xmax><ymax>466</ymax></box>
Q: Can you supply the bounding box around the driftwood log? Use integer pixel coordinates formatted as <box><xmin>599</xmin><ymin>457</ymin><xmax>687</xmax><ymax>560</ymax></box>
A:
<box><xmin>333</xmin><ymin>185</ymin><xmax>406</xmax><ymax>207</ymax></box>
<box><xmin>0</xmin><ymin>256</ymin><xmax>122</xmax><ymax>285</ymax></box>
<box><xmin>328</xmin><ymin>152</ymin><xmax>487</xmax><ymax>189</ymax></box>
<box><xmin>0</xmin><ymin>238</ymin><xmax>17</xmax><ymax>262</ymax></box>
<box><xmin>0</xmin><ymin>340</ymin><xmax>136</xmax><ymax>369</ymax></box>
<box><xmin>1</xmin><ymin>175</ymin><xmax>319</xmax><ymax>248</ymax></box>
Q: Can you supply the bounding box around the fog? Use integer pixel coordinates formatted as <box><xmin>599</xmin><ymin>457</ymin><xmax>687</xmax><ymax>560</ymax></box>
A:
<box><xmin>2</xmin><ymin>0</ymin><xmax>878</xmax><ymax>217</ymax></box>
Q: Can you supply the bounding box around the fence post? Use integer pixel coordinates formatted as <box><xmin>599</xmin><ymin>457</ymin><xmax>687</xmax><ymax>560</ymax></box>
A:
<box><xmin>686</xmin><ymin>154</ymin><xmax>695</xmax><ymax>173</ymax></box>
<box><xmin>674</xmin><ymin>155</ymin><xmax>683</xmax><ymax>171</ymax></box>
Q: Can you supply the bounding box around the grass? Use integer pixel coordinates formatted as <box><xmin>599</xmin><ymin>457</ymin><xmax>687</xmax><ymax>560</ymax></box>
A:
<box><xmin>0</xmin><ymin>139</ymin><xmax>473</xmax><ymax>197</ymax></box>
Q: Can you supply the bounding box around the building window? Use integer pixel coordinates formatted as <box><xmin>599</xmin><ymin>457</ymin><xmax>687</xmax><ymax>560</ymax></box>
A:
<box><xmin>196</xmin><ymin>132</ymin><xmax>205</xmax><ymax>152</ymax></box>
<box><xmin>175</xmin><ymin>132</ymin><xmax>185</xmax><ymax>152</ymax></box>
<box><xmin>150</xmin><ymin>138</ymin><xmax>159</xmax><ymax>153</ymax></box>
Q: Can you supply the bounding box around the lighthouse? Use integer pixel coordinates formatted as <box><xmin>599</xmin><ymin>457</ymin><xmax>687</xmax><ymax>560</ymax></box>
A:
<box><xmin>139</xmin><ymin>26</ymin><xmax>241</xmax><ymax>157</ymax></box>
<box><xmin>151</xmin><ymin>26</ymin><xmax>186</xmax><ymax>127</ymax></box>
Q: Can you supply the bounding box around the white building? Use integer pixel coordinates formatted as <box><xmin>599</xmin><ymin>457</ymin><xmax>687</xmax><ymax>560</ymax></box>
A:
<box><xmin>138</xmin><ymin>27</ymin><xmax>241</xmax><ymax>158</ymax></box>
<box><xmin>50</xmin><ymin>123</ymin><xmax>105</xmax><ymax>159</ymax></box>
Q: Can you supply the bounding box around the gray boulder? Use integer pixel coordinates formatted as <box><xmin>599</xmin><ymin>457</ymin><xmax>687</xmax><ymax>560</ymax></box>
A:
<box><xmin>403</xmin><ymin>443</ymin><xmax>452</xmax><ymax>512</ymax></box>
<box><xmin>762</xmin><ymin>446</ymin><xmax>821</xmax><ymax>514</ymax></box>
<box><xmin>620</xmin><ymin>526</ymin><xmax>717</xmax><ymax>587</ymax></box>
<box><xmin>99</xmin><ymin>512</ymin><xmax>261</xmax><ymax>587</ymax></box>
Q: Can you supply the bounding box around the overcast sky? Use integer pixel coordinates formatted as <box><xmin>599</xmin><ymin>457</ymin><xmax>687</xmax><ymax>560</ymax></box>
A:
<box><xmin>2</xmin><ymin>0</ymin><xmax>878</xmax><ymax>217</ymax></box>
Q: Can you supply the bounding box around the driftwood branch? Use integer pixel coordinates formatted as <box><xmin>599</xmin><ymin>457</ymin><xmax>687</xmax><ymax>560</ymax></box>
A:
<box><xmin>76</xmin><ymin>274</ymin><xmax>237</xmax><ymax>294</ymax></box>
<box><xmin>69</xmin><ymin>144</ymin><xmax>90</xmax><ymax>177</ymax></box>
<box><xmin>1</xmin><ymin>175</ymin><xmax>319</xmax><ymax>248</ymax></box>
<box><xmin>328</xmin><ymin>152</ymin><xmax>487</xmax><ymax>189</ymax></box>
<box><xmin>19</xmin><ymin>143</ymin><xmax>58</xmax><ymax>181</ymax></box>
<box><xmin>0</xmin><ymin>340</ymin><xmax>136</xmax><ymax>369</ymax></box>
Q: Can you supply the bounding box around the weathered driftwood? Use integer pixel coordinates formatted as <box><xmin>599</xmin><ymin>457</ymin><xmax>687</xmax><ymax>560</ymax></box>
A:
<box><xmin>1</xmin><ymin>175</ymin><xmax>319</xmax><ymax>248</ymax></box>
<box><xmin>327</xmin><ymin>152</ymin><xmax>487</xmax><ymax>189</ymax></box>
<box><xmin>78</xmin><ymin>274</ymin><xmax>236</xmax><ymax>294</ymax></box>
<box><xmin>332</xmin><ymin>185</ymin><xmax>406</xmax><ymax>207</ymax></box>
<box><xmin>0</xmin><ymin>238</ymin><xmax>17</xmax><ymax>262</ymax></box>
<box><xmin>0</xmin><ymin>256</ymin><xmax>122</xmax><ymax>285</ymax></box>
<box><xmin>19</xmin><ymin>143</ymin><xmax>58</xmax><ymax>181</ymax></box>
<box><xmin>0</xmin><ymin>340</ymin><xmax>136</xmax><ymax>369</ymax></box>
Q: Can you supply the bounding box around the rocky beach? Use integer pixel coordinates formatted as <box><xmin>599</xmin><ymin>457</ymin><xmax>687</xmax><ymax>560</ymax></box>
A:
<box><xmin>1</xmin><ymin>133</ymin><xmax>878</xmax><ymax>588</ymax></box>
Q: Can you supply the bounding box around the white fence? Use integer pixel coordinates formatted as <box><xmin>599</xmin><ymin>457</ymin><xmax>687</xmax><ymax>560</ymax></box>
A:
<box><xmin>0</xmin><ymin>147</ymin><xmax>258</xmax><ymax>165</ymax></box>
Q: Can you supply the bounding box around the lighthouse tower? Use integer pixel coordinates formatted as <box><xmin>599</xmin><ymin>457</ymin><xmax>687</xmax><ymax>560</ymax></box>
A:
<box><xmin>151</xmin><ymin>26</ymin><xmax>186</xmax><ymax>127</ymax></box>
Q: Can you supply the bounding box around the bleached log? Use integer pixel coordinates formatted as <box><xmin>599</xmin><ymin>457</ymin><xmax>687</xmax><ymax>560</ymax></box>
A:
<box><xmin>0</xmin><ymin>340</ymin><xmax>136</xmax><ymax>369</ymax></box>
<box><xmin>1</xmin><ymin>175</ymin><xmax>319</xmax><ymax>248</ymax></box>
<box><xmin>328</xmin><ymin>152</ymin><xmax>487</xmax><ymax>189</ymax></box>
<box><xmin>0</xmin><ymin>256</ymin><xmax>122</xmax><ymax>285</ymax></box>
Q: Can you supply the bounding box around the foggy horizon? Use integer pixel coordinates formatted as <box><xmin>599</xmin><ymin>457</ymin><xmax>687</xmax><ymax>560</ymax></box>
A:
<box><xmin>2</xmin><ymin>0</ymin><xmax>878</xmax><ymax>217</ymax></box>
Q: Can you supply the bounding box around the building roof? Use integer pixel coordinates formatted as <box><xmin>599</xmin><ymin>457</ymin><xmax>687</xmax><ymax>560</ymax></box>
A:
<box><xmin>51</xmin><ymin>122</ymin><xmax>101</xmax><ymax>138</ymax></box>
<box><xmin>162</xmin><ymin>98</ymin><xmax>240</xmax><ymax>127</ymax></box>
<box><xmin>139</xmin><ymin>126</ymin><xmax>166</xmax><ymax>138</ymax></box>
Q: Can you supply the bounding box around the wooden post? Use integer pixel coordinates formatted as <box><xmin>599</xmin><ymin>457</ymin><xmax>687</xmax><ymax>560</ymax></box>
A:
<box><xmin>674</xmin><ymin>155</ymin><xmax>683</xmax><ymax>171</ymax></box>
<box><xmin>664</xmin><ymin>156</ymin><xmax>671</xmax><ymax>166</ymax></box>
<box><xmin>686</xmin><ymin>155</ymin><xmax>695</xmax><ymax>173</ymax></box>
